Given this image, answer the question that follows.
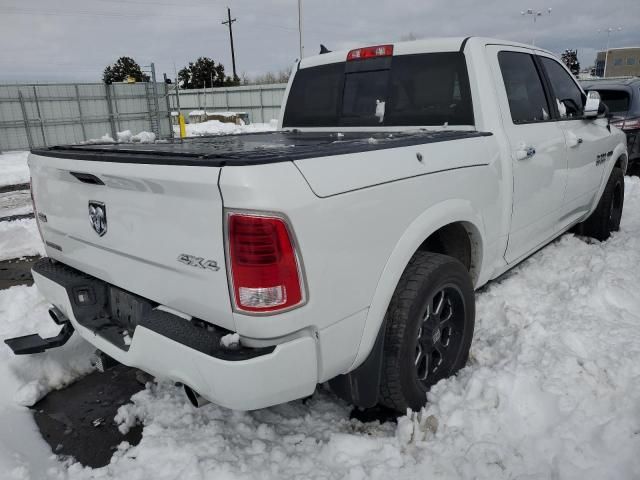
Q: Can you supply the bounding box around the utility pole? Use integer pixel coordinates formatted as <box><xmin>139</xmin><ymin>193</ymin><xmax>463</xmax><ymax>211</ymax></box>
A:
<box><xmin>222</xmin><ymin>7</ymin><xmax>238</xmax><ymax>81</ymax></box>
<box><xmin>298</xmin><ymin>0</ymin><xmax>304</xmax><ymax>59</ymax></box>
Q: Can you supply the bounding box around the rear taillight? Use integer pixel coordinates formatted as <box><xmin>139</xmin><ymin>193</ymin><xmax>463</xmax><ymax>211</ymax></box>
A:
<box><xmin>621</xmin><ymin>117</ymin><xmax>640</xmax><ymax>131</ymax></box>
<box><xmin>227</xmin><ymin>212</ymin><xmax>305</xmax><ymax>313</ymax></box>
<box><xmin>347</xmin><ymin>44</ymin><xmax>393</xmax><ymax>61</ymax></box>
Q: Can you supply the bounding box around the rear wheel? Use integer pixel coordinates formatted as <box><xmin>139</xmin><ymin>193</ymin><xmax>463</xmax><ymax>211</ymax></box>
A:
<box><xmin>578</xmin><ymin>167</ymin><xmax>624</xmax><ymax>241</ymax></box>
<box><xmin>379</xmin><ymin>252</ymin><xmax>475</xmax><ymax>412</ymax></box>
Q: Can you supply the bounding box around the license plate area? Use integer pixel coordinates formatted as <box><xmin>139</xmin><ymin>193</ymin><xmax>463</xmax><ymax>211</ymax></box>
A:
<box><xmin>109</xmin><ymin>286</ymin><xmax>154</xmax><ymax>332</ymax></box>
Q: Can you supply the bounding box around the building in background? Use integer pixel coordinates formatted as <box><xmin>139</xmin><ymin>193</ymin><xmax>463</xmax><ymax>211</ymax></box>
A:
<box><xmin>594</xmin><ymin>47</ymin><xmax>640</xmax><ymax>77</ymax></box>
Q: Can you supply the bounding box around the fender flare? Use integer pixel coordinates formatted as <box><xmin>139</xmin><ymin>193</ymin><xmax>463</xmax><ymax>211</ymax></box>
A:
<box><xmin>349</xmin><ymin>199</ymin><xmax>486</xmax><ymax>372</ymax></box>
<box><xmin>589</xmin><ymin>142</ymin><xmax>628</xmax><ymax>215</ymax></box>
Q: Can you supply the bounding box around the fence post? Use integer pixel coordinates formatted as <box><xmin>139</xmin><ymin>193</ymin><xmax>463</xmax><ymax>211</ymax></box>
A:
<box><xmin>32</xmin><ymin>86</ymin><xmax>47</xmax><ymax>147</ymax></box>
<box><xmin>112</xmin><ymin>84</ymin><xmax>121</xmax><ymax>133</ymax></box>
<box><xmin>259</xmin><ymin>87</ymin><xmax>265</xmax><ymax>123</ymax></box>
<box><xmin>18</xmin><ymin>91</ymin><xmax>34</xmax><ymax>149</ymax></box>
<box><xmin>104</xmin><ymin>84</ymin><xmax>118</xmax><ymax>140</ymax></box>
<box><xmin>163</xmin><ymin>74</ymin><xmax>174</xmax><ymax>141</ymax></box>
<box><xmin>150</xmin><ymin>63</ymin><xmax>162</xmax><ymax>138</ymax></box>
<box><xmin>74</xmin><ymin>84</ymin><xmax>87</xmax><ymax>142</ymax></box>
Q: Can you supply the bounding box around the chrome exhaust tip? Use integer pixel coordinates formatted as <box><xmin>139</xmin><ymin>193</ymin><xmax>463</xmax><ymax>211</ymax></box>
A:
<box><xmin>184</xmin><ymin>385</ymin><xmax>210</xmax><ymax>408</ymax></box>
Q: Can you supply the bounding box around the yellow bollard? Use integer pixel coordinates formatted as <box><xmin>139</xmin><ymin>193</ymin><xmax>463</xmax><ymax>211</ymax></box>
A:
<box><xmin>178</xmin><ymin>113</ymin><xmax>187</xmax><ymax>139</ymax></box>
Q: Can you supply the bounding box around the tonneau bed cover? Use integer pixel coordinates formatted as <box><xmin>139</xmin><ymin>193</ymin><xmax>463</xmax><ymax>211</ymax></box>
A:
<box><xmin>31</xmin><ymin>130</ymin><xmax>491</xmax><ymax>166</ymax></box>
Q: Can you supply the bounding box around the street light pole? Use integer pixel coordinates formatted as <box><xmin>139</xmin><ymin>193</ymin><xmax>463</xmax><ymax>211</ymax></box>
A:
<box><xmin>521</xmin><ymin>8</ymin><xmax>552</xmax><ymax>46</ymax></box>
<box><xmin>297</xmin><ymin>0</ymin><xmax>304</xmax><ymax>59</ymax></box>
<box><xmin>599</xmin><ymin>27</ymin><xmax>623</xmax><ymax>78</ymax></box>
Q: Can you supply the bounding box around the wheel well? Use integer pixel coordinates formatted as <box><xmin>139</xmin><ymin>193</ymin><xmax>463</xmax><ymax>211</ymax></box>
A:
<box><xmin>417</xmin><ymin>222</ymin><xmax>481</xmax><ymax>284</ymax></box>
<box><xmin>615</xmin><ymin>155</ymin><xmax>627</xmax><ymax>173</ymax></box>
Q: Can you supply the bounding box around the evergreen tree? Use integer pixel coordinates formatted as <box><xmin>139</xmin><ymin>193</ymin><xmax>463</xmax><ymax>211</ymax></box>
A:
<box><xmin>103</xmin><ymin>57</ymin><xmax>149</xmax><ymax>84</ymax></box>
<box><xmin>561</xmin><ymin>49</ymin><xmax>580</xmax><ymax>76</ymax></box>
<box><xmin>178</xmin><ymin>57</ymin><xmax>238</xmax><ymax>89</ymax></box>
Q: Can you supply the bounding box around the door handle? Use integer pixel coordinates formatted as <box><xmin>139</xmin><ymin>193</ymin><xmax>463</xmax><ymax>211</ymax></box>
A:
<box><xmin>515</xmin><ymin>145</ymin><xmax>536</xmax><ymax>160</ymax></box>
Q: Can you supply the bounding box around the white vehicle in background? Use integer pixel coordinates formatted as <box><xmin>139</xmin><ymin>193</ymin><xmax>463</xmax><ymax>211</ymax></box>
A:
<box><xmin>6</xmin><ymin>37</ymin><xmax>627</xmax><ymax>413</ymax></box>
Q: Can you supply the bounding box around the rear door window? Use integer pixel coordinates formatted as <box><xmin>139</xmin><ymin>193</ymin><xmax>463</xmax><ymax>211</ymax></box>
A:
<box><xmin>386</xmin><ymin>53</ymin><xmax>474</xmax><ymax>126</ymax></box>
<box><xmin>497</xmin><ymin>51</ymin><xmax>551</xmax><ymax>124</ymax></box>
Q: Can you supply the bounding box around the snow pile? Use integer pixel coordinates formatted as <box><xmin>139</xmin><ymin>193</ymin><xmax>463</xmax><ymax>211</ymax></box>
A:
<box><xmin>85</xmin><ymin>130</ymin><xmax>156</xmax><ymax>145</ymax></box>
<box><xmin>0</xmin><ymin>218</ymin><xmax>44</xmax><ymax>261</ymax></box>
<box><xmin>0</xmin><ymin>286</ymin><xmax>96</xmax><ymax>477</ymax></box>
<box><xmin>84</xmin><ymin>133</ymin><xmax>117</xmax><ymax>144</ymax></box>
<box><xmin>0</xmin><ymin>190</ymin><xmax>32</xmax><ymax>219</ymax></box>
<box><xmin>131</xmin><ymin>131</ymin><xmax>156</xmax><ymax>143</ymax></box>
<box><xmin>189</xmin><ymin>110</ymin><xmax>242</xmax><ymax>118</ymax></box>
<box><xmin>176</xmin><ymin>118</ymin><xmax>277</xmax><ymax>137</ymax></box>
<box><xmin>116</xmin><ymin>130</ymin><xmax>133</xmax><ymax>143</ymax></box>
<box><xmin>220</xmin><ymin>332</ymin><xmax>240</xmax><ymax>348</ymax></box>
<box><xmin>0</xmin><ymin>151</ymin><xmax>29</xmax><ymax>188</ymax></box>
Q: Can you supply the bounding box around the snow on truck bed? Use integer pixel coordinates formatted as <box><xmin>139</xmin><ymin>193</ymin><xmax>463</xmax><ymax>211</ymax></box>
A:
<box><xmin>0</xmin><ymin>140</ymin><xmax>640</xmax><ymax>477</ymax></box>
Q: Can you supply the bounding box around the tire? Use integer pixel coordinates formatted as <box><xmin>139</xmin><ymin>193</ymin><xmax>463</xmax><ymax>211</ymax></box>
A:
<box><xmin>578</xmin><ymin>167</ymin><xmax>624</xmax><ymax>241</ymax></box>
<box><xmin>379</xmin><ymin>252</ymin><xmax>475</xmax><ymax>412</ymax></box>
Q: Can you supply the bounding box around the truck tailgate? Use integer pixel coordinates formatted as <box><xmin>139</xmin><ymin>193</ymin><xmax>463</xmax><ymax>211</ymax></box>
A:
<box><xmin>28</xmin><ymin>153</ymin><xmax>234</xmax><ymax>331</ymax></box>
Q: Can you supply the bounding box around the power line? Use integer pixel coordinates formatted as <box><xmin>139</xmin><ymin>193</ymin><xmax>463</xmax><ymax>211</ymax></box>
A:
<box><xmin>96</xmin><ymin>0</ymin><xmax>222</xmax><ymax>7</ymax></box>
<box><xmin>0</xmin><ymin>6</ymin><xmax>225</xmax><ymax>20</ymax></box>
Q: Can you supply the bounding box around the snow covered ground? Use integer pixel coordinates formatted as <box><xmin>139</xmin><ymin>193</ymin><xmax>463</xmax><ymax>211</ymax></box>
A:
<box><xmin>175</xmin><ymin>118</ymin><xmax>278</xmax><ymax>137</ymax></box>
<box><xmin>0</xmin><ymin>218</ymin><xmax>44</xmax><ymax>261</ymax></box>
<box><xmin>0</xmin><ymin>151</ymin><xmax>29</xmax><ymax>188</ymax></box>
<box><xmin>1</xmin><ymin>139</ymin><xmax>640</xmax><ymax>478</ymax></box>
<box><xmin>0</xmin><ymin>190</ymin><xmax>32</xmax><ymax>219</ymax></box>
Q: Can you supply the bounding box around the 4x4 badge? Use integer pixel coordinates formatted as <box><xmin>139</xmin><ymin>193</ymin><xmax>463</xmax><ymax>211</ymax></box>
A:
<box><xmin>88</xmin><ymin>201</ymin><xmax>107</xmax><ymax>237</ymax></box>
<box><xmin>177</xmin><ymin>253</ymin><xmax>220</xmax><ymax>271</ymax></box>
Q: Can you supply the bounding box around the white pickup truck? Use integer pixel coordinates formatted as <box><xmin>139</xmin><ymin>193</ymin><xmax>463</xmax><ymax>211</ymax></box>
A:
<box><xmin>6</xmin><ymin>37</ymin><xmax>627</xmax><ymax>413</ymax></box>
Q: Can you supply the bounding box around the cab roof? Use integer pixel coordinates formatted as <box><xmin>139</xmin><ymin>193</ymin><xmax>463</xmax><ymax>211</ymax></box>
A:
<box><xmin>298</xmin><ymin>37</ymin><xmax>555</xmax><ymax>69</ymax></box>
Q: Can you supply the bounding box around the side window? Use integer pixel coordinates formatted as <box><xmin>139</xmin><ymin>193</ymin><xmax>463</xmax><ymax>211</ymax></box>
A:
<box><xmin>498</xmin><ymin>51</ymin><xmax>550</xmax><ymax>124</ymax></box>
<box><xmin>539</xmin><ymin>57</ymin><xmax>584</xmax><ymax>119</ymax></box>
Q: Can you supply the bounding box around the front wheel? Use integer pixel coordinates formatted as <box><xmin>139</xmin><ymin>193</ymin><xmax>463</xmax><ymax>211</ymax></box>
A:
<box><xmin>577</xmin><ymin>167</ymin><xmax>624</xmax><ymax>241</ymax></box>
<box><xmin>379</xmin><ymin>252</ymin><xmax>475</xmax><ymax>412</ymax></box>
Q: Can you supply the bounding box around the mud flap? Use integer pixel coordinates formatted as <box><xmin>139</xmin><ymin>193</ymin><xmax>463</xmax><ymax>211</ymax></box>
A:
<box><xmin>329</xmin><ymin>319</ymin><xmax>386</xmax><ymax>409</ymax></box>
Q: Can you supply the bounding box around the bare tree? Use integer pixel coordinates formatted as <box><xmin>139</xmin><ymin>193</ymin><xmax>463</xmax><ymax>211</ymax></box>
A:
<box><xmin>400</xmin><ymin>32</ymin><xmax>421</xmax><ymax>41</ymax></box>
<box><xmin>243</xmin><ymin>69</ymin><xmax>291</xmax><ymax>85</ymax></box>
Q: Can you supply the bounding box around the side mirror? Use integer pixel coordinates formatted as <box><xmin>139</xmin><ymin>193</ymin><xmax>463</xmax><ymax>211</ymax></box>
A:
<box><xmin>583</xmin><ymin>90</ymin><xmax>609</xmax><ymax>119</ymax></box>
<box><xmin>583</xmin><ymin>91</ymin><xmax>600</xmax><ymax>119</ymax></box>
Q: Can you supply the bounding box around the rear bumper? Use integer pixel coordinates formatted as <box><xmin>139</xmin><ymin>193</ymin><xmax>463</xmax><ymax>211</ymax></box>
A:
<box><xmin>32</xmin><ymin>259</ymin><xmax>318</xmax><ymax>410</ymax></box>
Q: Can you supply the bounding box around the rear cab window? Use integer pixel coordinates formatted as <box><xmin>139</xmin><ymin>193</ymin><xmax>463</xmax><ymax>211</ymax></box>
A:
<box><xmin>282</xmin><ymin>52</ymin><xmax>474</xmax><ymax>128</ymax></box>
<box><xmin>590</xmin><ymin>89</ymin><xmax>630</xmax><ymax>115</ymax></box>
